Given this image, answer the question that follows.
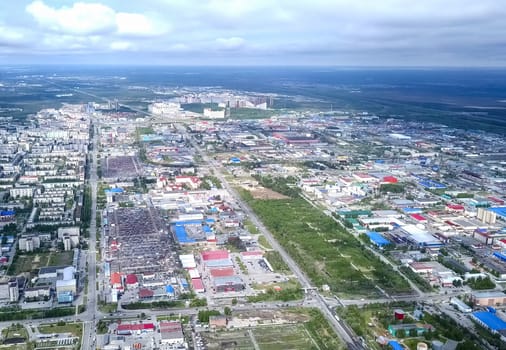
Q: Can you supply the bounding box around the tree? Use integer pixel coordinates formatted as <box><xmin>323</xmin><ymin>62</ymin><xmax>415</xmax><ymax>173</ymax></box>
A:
<box><xmin>396</xmin><ymin>329</ymin><xmax>405</xmax><ymax>338</ymax></box>
<box><xmin>409</xmin><ymin>328</ymin><xmax>418</xmax><ymax>337</ymax></box>
<box><xmin>231</xmin><ymin>298</ymin><xmax>238</xmax><ymax>305</ymax></box>
<box><xmin>224</xmin><ymin>307</ymin><xmax>232</xmax><ymax>316</ymax></box>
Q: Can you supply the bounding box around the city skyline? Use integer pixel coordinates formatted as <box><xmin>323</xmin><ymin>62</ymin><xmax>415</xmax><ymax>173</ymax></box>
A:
<box><xmin>0</xmin><ymin>0</ymin><xmax>505</xmax><ymax>66</ymax></box>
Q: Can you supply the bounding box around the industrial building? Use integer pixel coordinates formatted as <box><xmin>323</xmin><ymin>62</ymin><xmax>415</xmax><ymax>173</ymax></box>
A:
<box><xmin>159</xmin><ymin>321</ymin><xmax>185</xmax><ymax>345</ymax></box>
<box><xmin>366</xmin><ymin>231</ymin><xmax>391</xmax><ymax>248</ymax></box>
<box><xmin>213</xmin><ymin>276</ymin><xmax>245</xmax><ymax>293</ymax></box>
<box><xmin>472</xmin><ymin>311</ymin><xmax>506</xmax><ymax>334</ymax></box>
<box><xmin>388</xmin><ymin>323</ymin><xmax>434</xmax><ymax>337</ymax></box>
<box><xmin>472</xmin><ymin>291</ymin><xmax>506</xmax><ymax>306</ymax></box>
<box><xmin>450</xmin><ymin>297</ymin><xmax>472</xmax><ymax>313</ymax></box>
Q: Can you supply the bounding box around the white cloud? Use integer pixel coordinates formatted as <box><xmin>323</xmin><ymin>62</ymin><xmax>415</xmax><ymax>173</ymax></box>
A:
<box><xmin>216</xmin><ymin>37</ymin><xmax>245</xmax><ymax>50</ymax></box>
<box><xmin>7</xmin><ymin>0</ymin><xmax>506</xmax><ymax>65</ymax></box>
<box><xmin>26</xmin><ymin>1</ymin><xmax>167</xmax><ymax>37</ymax></box>
<box><xmin>0</xmin><ymin>25</ymin><xmax>25</xmax><ymax>43</ymax></box>
<box><xmin>116</xmin><ymin>12</ymin><xmax>167</xmax><ymax>36</ymax></box>
<box><xmin>110</xmin><ymin>41</ymin><xmax>135</xmax><ymax>51</ymax></box>
<box><xmin>26</xmin><ymin>1</ymin><xmax>116</xmax><ymax>35</ymax></box>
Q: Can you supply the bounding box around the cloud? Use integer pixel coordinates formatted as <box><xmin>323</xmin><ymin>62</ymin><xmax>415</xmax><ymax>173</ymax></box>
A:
<box><xmin>2</xmin><ymin>0</ymin><xmax>503</xmax><ymax>65</ymax></box>
<box><xmin>26</xmin><ymin>1</ymin><xmax>167</xmax><ymax>37</ymax></box>
<box><xmin>110</xmin><ymin>41</ymin><xmax>135</xmax><ymax>51</ymax></box>
<box><xmin>26</xmin><ymin>1</ymin><xmax>116</xmax><ymax>35</ymax></box>
<box><xmin>0</xmin><ymin>24</ymin><xmax>25</xmax><ymax>46</ymax></box>
<box><xmin>216</xmin><ymin>37</ymin><xmax>245</xmax><ymax>50</ymax></box>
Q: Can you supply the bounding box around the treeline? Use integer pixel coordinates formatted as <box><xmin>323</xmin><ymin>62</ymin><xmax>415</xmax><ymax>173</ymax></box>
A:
<box><xmin>466</xmin><ymin>276</ymin><xmax>496</xmax><ymax>290</ymax></box>
<box><xmin>80</xmin><ymin>185</ymin><xmax>92</xmax><ymax>230</ymax></box>
<box><xmin>122</xmin><ymin>300</ymin><xmax>184</xmax><ymax>310</ymax></box>
<box><xmin>252</xmin><ymin>175</ymin><xmax>300</xmax><ymax>198</ymax></box>
<box><xmin>0</xmin><ymin>307</ymin><xmax>75</xmax><ymax>322</ymax></box>
<box><xmin>247</xmin><ymin>287</ymin><xmax>303</xmax><ymax>303</ymax></box>
<box><xmin>197</xmin><ymin>310</ymin><xmax>221</xmax><ymax>323</ymax></box>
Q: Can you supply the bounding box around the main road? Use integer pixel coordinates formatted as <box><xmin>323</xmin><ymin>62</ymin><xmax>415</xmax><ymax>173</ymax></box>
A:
<box><xmin>81</xmin><ymin>120</ymin><xmax>99</xmax><ymax>350</ymax></box>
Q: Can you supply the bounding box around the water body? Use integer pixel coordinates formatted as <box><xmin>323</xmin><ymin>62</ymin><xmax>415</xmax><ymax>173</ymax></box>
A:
<box><xmin>1</xmin><ymin>66</ymin><xmax>505</xmax><ymax>133</ymax></box>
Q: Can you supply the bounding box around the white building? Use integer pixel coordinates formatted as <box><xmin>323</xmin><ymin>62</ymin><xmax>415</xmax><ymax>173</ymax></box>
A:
<box><xmin>203</xmin><ymin>108</ymin><xmax>225</xmax><ymax>119</ymax></box>
<box><xmin>10</xmin><ymin>187</ymin><xmax>34</xmax><ymax>198</ymax></box>
<box><xmin>18</xmin><ymin>235</ymin><xmax>41</xmax><ymax>252</ymax></box>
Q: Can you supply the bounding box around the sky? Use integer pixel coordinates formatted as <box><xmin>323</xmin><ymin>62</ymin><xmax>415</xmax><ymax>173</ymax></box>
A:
<box><xmin>0</xmin><ymin>0</ymin><xmax>505</xmax><ymax>66</ymax></box>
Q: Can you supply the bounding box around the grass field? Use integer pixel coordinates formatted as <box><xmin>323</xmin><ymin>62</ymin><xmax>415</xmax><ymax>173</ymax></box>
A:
<box><xmin>1</xmin><ymin>324</ymin><xmax>29</xmax><ymax>340</ymax></box>
<box><xmin>38</xmin><ymin>322</ymin><xmax>82</xmax><ymax>337</ymax></box>
<box><xmin>242</xmin><ymin>191</ymin><xmax>411</xmax><ymax>297</ymax></box>
<box><xmin>257</xmin><ymin>235</ymin><xmax>272</xmax><ymax>249</ymax></box>
<box><xmin>9</xmin><ymin>250</ymin><xmax>74</xmax><ymax>276</ymax></box>
<box><xmin>253</xmin><ymin>324</ymin><xmax>318</xmax><ymax>350</ymax></box>
<box><xmin>203</xmin><ymin>308</ymin><xmax>344</xmax><ymax>350</ymax></box>
<box><xmin>48</xmin><ymin>251</ymin><xmax>74</xmax><ymax>266</ymax></box>
<box><xmin>204</xmin><ymin>330</ymin><xmax>254</xmax><ymax>350</ymax></box>
<box><xmin>264</xmin><ymin>251</ymin><xmax>290</xmax><ymax>273</ymax></box>
<box><xmin>204</xmin><ymin>323</ymin><xmax>343</xmax><ymax>350</ymax></box>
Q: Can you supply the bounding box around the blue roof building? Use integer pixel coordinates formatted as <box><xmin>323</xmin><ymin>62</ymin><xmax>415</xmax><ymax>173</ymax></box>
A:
<box><xmin>472</xmin><ymin>311</ymin><xmax>506</xmax><ymax>333</ymax></box>
<box><xmin>366</xmin><ymin>231</ymin><xmax>391</xmax><ymax>247</ymax></box>
<box><xmin>165</xmin><ymin>285</ymin><xmax>175</xmax><ymax>295</ymax></box>
<box><xmin>388</xmin><ymin>340</ymin><xmax>404</xmax><ymax>350</ymax></box>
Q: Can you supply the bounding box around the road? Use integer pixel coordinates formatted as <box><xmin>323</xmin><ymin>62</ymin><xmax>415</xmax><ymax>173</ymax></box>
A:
<box><xmin>183</xmin><ymin>131</ymin><xmax>363</xmax><ymax>350</ymax></box>
<box><xmin>81</xmin><ymin>120</ymin><xmax>99</xmax><ymax>350</ymax></box>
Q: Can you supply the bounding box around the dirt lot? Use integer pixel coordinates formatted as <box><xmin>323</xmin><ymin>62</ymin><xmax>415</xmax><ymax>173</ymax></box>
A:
<box><xmin>249</xmin><ymin>187</ymin><xmax>289</xmax><ymax>200</ymax></box>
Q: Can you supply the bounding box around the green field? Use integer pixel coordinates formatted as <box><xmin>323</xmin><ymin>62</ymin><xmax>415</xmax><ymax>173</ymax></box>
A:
<box><xmin>1</xmin><ymin>323</ymin><xmax>29</xmax><ymax>340</ymax></box>
<box><xmin>203</xmin><ymin>309</ymin><xmax>344</xmax><ymax>350</ymax></box>
<box><xmin>264</xmin><ymin>251</ymin><xmax>290</xmax><ymax>273</ymax></box>
<box><xmin>254</xmin><ymin>324</ymin><xmax>317</xmax><ymax>349</ymax></box>
<box><xmin>38</xmin><ymin>322</ymin><xmax>82</xmax><ymax>337</ymax></box>
<box><xmin>204</xmin><ymin>322</ymin><xmax>344</xmax><ymax>350</ymax></box>
<box><xmin>241</xmin><ymin>191</ymin><xmax>411</xmax><ymax>297</ymax></box>
<box><xmin>8</xmin><ymin>251</ymin><xmax>74</xmax><ymax>276</ymax></box>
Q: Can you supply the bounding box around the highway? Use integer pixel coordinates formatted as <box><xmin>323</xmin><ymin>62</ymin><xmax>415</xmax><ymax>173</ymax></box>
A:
<box><xmin>81</xmin><ymin>121</ymin><xmax>99</xmax><ymax>350</ymax></box>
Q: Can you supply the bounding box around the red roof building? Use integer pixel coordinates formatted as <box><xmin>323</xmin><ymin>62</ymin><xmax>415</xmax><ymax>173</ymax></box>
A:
<box><xmin>410</xmin><ymin>214</ymin><xmax>427</xmax><ymax>222</ymax></box>
<box><xmin>110</xmin><ymin>272</ymin><xmax>122</xmax><ymax>289</ymax></box>
<box><xmin>240</xmin><ymin>251</ymin><xmax>264</xmax><ymax>260</ymax></box>
<box><xmin>191</xmin><ymin>278</ymin><xmax>205</xmax><ymax>293</ymax></box>
<box><xmin>117</xmin><ymin>323</ymin><xmax>155</xmax><ymax>334</ymax></box>
<box><xmin>201</xmin><ymin>250</ymin><xmax>229</xmax><ymax>261</ymax></box>
<box><xmin>382</xmin><ymin>176</ymin><xmax>398</xmax><ymax>183</ymax></box>
<box><xmin>138</xmin><ymin>288</ymin><xmax>154</xmax><ymax>299</ymax></box>
<box><xmin>125</xmin><ymin>274</ymin><xmax>138</xmax><ymax>286</ymax></box>
<box><xmin>210</xmin><ymin>267</ymin><xmax>235</xmax><ymax>277</ymax></box>
<box><xmin>446</xmin><ymin>204</ymin><xmax>465</xmax><ymax>212</ymax></box>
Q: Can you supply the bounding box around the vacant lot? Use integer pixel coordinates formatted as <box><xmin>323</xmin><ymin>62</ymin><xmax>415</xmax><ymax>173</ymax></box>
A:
<box><xmin>254</xmin><ymin>324</ymin><xmax>317</xmax><ymax>350</ymax></box>
<box><xmin>9</xmin><ymin>250</ymin><xmax>74</xmax><ymax>276</ymax></box>
<box><xmin>250</xmin><ymin>187</ymin><xmax>289</xmax><ymax>200</ymax></box>
<box><xmin>38</xmin><ymin>322</ymin><xmax>82</xmax><ymax>338</ymax></box>
<box><xmin>241</xmin><ymin>191</ymin><xmax>411</xmax><ymax>297</ymax></box>
<box><xmin>205</xmin><ymin>309</ymin><xmax>344</xmax><ymax>350</ymax></box>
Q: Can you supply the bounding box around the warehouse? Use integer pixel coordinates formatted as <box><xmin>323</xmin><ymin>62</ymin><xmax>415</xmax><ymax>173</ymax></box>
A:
<box><xmin>472</xmin><ymin>311</ymin><xmax>506</xmax><ymax>334</ymax></box>
<box><xmin>202</xmin><ymin>250</ymin><xmax>229</xmax><ymax>261</ymax></box>
<box><xmin>191</xmin><ymin>278</ymin><xmax>205</xmax><ymax>293</ymax></box>
<box><xmin>179</xmin><ymin>254</ymin><xmax>196</xmax><ymax>269</ymax></box>
<box><xmin>213</xmin><ymin>276</ymin><xmax>245</xmax><ymax>293</ymax></box>
<box><xmin>400</xmin><ymin>225</ymin><xmax>443</xmax><ymax>247</ymax></box>
<box><xmin>472</xmin><ymin>291</ymin><xmax>506</xmax><ymax>306</ymax></box>
<box><xmin>159</xmin><ymin>321</ymin><xmax>185</xmax><ymax>345</ymax></box>
<box><xmin>210</xmin><ymin>267</ymin><xmax>235</xmax><ymax>277</ymax></box>
<box><xmin>366</xmin><ymin>231</ymin><xmax>391</xmax><ymax>248</ymax></box>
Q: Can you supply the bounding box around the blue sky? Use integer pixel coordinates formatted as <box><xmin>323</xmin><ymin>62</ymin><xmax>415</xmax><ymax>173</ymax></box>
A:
<box><xmin>0</xmin><ymin>0</ymin><xmax>505</xmax><ymax>66</ymax></box>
